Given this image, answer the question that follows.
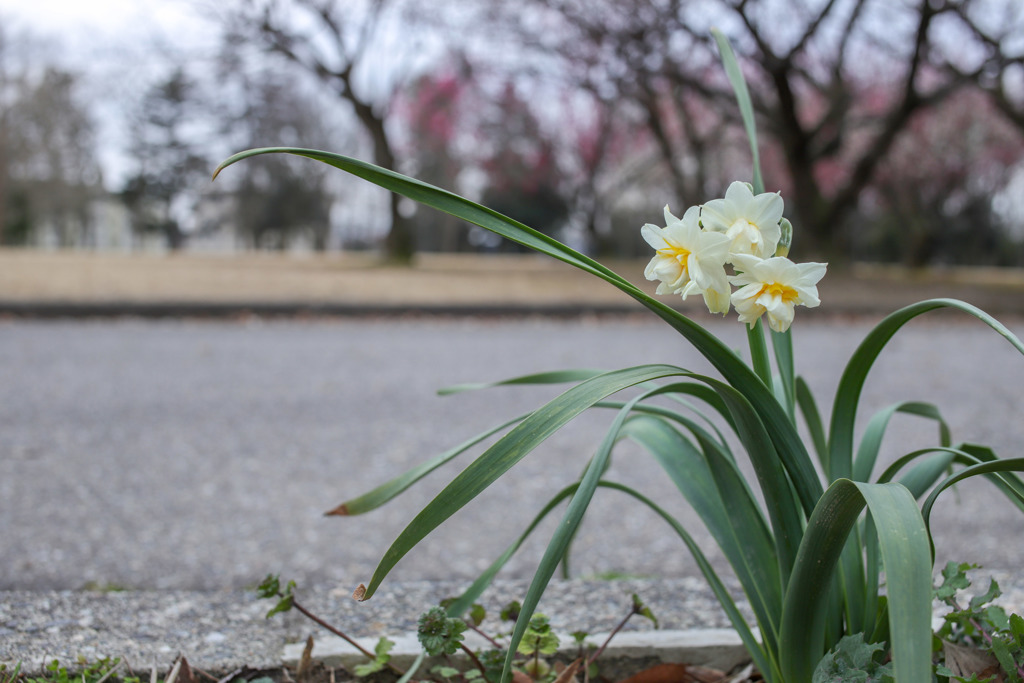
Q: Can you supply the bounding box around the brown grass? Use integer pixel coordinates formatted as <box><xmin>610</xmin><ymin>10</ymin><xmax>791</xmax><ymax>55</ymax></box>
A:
<box><xmin>1</xmin><ymin>248</ymin><xmax>1022</xmax><ymax>316</ymax></box>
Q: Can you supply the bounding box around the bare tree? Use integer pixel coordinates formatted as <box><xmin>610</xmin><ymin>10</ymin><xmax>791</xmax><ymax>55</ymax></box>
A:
<box><xmin>497</xmin><ymin>0</ymin><xmax>1024</xmax><ymax>260</ymax></box>
<box><xmin>122</xmin><ymin>67</ymin><xmax>210</xmax><ymax>250</ymax></box>
<box><xmin>220</xmin><ymin>66</ymin><xmax>337</xmax><ymax>250</ymax></box>
<box><xmin>941</xmin><ymin>0</ymin><xmax>1024</xmax><ymax>131</ymax></box>
<box><xmin>223</xmin><ymin>0</ymin><xmax>436</xmax><ymax>261</ymax></box>
<box><xmin>0</xmin><ymin>28</ymin><xmax>101</xmax><ymax>248</ymax></box>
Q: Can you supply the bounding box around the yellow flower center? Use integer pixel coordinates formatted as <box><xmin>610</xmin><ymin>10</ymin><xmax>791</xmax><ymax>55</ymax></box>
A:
<box><xmin>657</xmin><ymin>243</ymin><xmax>691</xmax><ymax>265</ymax></box>
<box><xmin>759</xmin><ymin>281</ymin><xmax>798</xmax><ymax>303</ymax></box>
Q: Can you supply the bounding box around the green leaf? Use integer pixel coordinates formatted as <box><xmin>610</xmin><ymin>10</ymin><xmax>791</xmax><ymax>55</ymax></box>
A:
<box><xmin>445</xmin><ymin>485</ymin><xmax>579</xmax><ymax>618</ymax></box>
<box><xmin>214</xmin><ymin>146</ymin><xmax>823</xmax><ymax>517</ymax></box>
<box><xmin>780</xmin><ymin>480</ymin><xmax>932</xmax><ymax>683</ymax></box>
<box><xmin>970</xmin><ymin>579</ymin><xmax>1003</xmax><ymax>612</ymax></box>
<box><xmin>703</xmin><ymin>376</ymin><xmax>804</xmax><ymax>589</ymax></box>
<box><xmin>632</xmin><ymin>594</ymin><xmax>658</xmax><ymax>629</ymax></box>
<box><xmin>936</xmin><ymin>561</ymin><xmax>976</xmax><ymax>603</ymax></box>
<box><xmin>418</xmin><ymin>607</ymin><xmax>466</xmax><ymax>656</ymax></box>
<box><xmin>796</xmin><ymin>376</ymin><xmax>828</xmax><ymax>467</ymax></box>
<box><xmin>256</xmin><ymin>574</ymin><xmax>280</xmax><ymax>599</ymax></box>
<box><xmin>438</xmin><ymin>369</ymin><xmax>606</xmax><ymax>395</ymax></box>
<box><xmin>431</xmin><ymin>665</ymin><xmax>461</xmax><ymax>680</ymax></box>
<box><xmin>265</xmin><ymin>593</ymin><xmax>293</xmax><ymax>619</ymax></box>
<box><xmin>829</xmin><ymin>299</ymin><xmax>1024</xmax><ymax>483</ymax></box>
<box><xmin>355</xmin><ymin>364</ymin><xmax>689</xmax><ymax>601</ymax></box>
<box><xmin>518</xmin><ymin>615</ymin><xmax>559</xmax><ymax>656</ymax></box>
<box><xmin>921</xmin><ymin>459</ymin><xmax>1024</xmax><ymax>539</ymax></box>
<box><xmin>353</xmin><ymin>637</ymin><xmax>393</xmax><ymax>677</ymax></box>
<box><xmin>853</xmin><ymin>401</ymin><xmax>950</xmax><ymax>482</ymax></box>
<box><xmin>812</xmin><ymin>634</ymin><xmax>893</xmax><ymax>683</ymax></box>
<box><xmin>595</xmin><ymin>480</ymin><xmax>776</xmax><ymax>680</ymax></box>
<box><xmin>712</xmin><ymin>29</ymin><xmax>764</xmax><ymax>193</ymax></box>
<box><xmin>989</xmin><ymin>637</ymin><xmax>1021</xmax><ymax>683</ymax></box>
<box><xmin>327</xmin><ymin>412</ymin><xmax>530</xmax><ymax>516</ymax></box>
<box><xmin>622</xmin><ymin>413</ymin><xmax>782</xmax><ymax>650</ymax></box>
<box><xmin>1010</xmin><ymin>613</ymin><xmax>1024</xmax><ymax>642</ymax></box>
<box><xmin>499</xmin><ymin>388</ymin><xmax>659</xmax><ymax>681</ymax></box>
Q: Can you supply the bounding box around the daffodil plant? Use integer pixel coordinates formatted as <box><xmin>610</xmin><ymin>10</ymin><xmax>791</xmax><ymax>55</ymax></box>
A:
<box><xmin>215</xmin><ymin>32</ymin><xmax>1024</xmax><ymax>683</ymax></box>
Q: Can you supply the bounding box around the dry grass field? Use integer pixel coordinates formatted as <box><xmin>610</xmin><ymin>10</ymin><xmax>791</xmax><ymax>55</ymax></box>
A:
<box><xmin>1</xmin><ymin>248</ymin><xmax>1023</xmax><ymax>316</ymax></box>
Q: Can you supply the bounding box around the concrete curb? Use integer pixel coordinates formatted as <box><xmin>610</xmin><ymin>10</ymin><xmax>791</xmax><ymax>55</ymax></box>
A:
<box><xmin>281</xmin><ymin>629</ymin><xmax>750</xmax><ymax>677</ymax></box>
<box><xmin>6</xmin><ymin>573</ymin><xmax>1023</xmax><ymax>677</ymax></box>
<box><xmin>0</xmin><ymin>579</ymin><xmax>754</xmax><ymax>676</ymax></box>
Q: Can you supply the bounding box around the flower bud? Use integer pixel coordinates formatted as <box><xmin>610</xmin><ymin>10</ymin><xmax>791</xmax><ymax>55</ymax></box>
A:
<box><xmin>775</xmin><ymin>217</ymin><xmax>793</xmax><ymax>258</ymax></box>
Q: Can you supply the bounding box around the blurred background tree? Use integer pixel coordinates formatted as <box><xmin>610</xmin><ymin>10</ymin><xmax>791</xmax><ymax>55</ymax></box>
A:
<box><xmin>494</xmin><ymin>0</ymin><xmax>1024</xmax><ymax>261</ymax></box>
<box><xmin>2</xmin><ymin>0</ymin><xmax>1023</xmax><ymax>265</ymax></box>
<box><xmin>0</xmin><ymin>26</ymin><xmax>101</xmax><ymax>247</ymax></box>
<box><xmin>121</xmin><ymin>67</ymin><xmax>210</xmax><ymax>250</ymax></box>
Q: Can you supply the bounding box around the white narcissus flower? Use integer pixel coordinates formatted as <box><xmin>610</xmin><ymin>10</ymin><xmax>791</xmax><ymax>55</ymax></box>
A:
<box><xmin>701</xmin><ymin>181</ymin><xmax>784</xmax><ymax>259</ymax></box>
<box><xmin>642</xmin><ymin>205</ymin><xmax>732</xmax><ymax>314</ymax></box>
<box><xmin>730</xmin><ymin>254</ymin><xmax>828</xmax><ymax>333</ymax></box>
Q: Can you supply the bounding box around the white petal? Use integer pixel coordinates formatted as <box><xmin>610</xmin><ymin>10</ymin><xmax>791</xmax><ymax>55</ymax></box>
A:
<box><xmin>641</xmin><ymin>224</ymin><xmax>668</xmax><ymax>250</ymax></box>
<box><xmin>748</xmin><ymin>192</ymin><xmax>784</xmax><ymax>228</ymax></box>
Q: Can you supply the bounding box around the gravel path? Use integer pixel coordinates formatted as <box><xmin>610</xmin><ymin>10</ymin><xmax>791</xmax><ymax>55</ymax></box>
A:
<box><xmin>3</xmin><ymin>315</ymin><xmax>1023</xmax><ymax>592</ymax></box>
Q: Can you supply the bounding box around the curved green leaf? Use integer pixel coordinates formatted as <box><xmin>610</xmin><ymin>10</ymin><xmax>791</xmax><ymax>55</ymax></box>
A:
<box><xmin>921</xmin><ymin>458</ymin><xmax>1024</xmax><ymax>532</ymax></box>
<box><xmin>712</xmin><ymin>28</ymin><xmax>764</xmax><ymax>194</ymax></box>
<box><xmin>216</xmin><ymin>148</ymin><xmax>630</xmax><ymax>286</ymax></box>
<box><xmin>877</xmin><ymin>445</ymin><xmax>1024</xmax><ymax>508</ymax></box>
<box><xmin>353</xmin><ymin>364</ymin><xmax>687</xmax><ymax>601</ymax></box>
<box><xmin>796</xmin><ymin>376</ymin><xmax>828</xmax><ymax>466</ymax></box>
<box><xmin>623</xmin><ymin>414</ymin><xmax>782</xmax><ymax>653</ymax></box>
<box><xmin>499</xmin><ymin>385</ymin><xmax>670</xmax><ymax>683</ymax></box>
<box><xmin>215</xmin><ymin>147</ymin><xmax>823</xmax><ymax>514</ymax></box>
<box><xmin>438</xmin><ymin>369</ymin><xmax>606</xmax><ymax>395</ymax></box>
<box><xmin>955</xmin><ymin>444</ymin><xmax>1024</xmax><ymax>511</ymax></box>
<box><xmin>829</xmin><ymin>299</ymin><xmax>1024</xmax><ymax>482</ymax></box>
<box><xmin>445</xmin><ymin>483</ymin><xmax>580</xmax><ymax>619</ymax></box>
<box><xmin>853</xmin><ymin>401</ymin><xmax>950</xmax><ymax>482</ymax></box>
<box><xmin>597</xmin><ymin>480</ymin><xmax>778</xmax><ymax>682</ymax></box>
<box><xmin>327</xmin><ymin>412</ymin><xmax>530</xmax><ymax>516</ymax></box>
<box><xmin>780</xmin><ymin>480</ymin><xmax>932</xmax><ymax>683</ymax></box>
<box><xmin>703</xmin><ymin>376</ymin><xmax>805</xmax><ymax>585</ymax></box>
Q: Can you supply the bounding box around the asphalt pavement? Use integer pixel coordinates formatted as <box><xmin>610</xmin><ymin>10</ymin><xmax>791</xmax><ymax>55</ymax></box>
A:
<box><xmin>3</xmin><ymin>314</ymin><xmax>1024</xmax><ymax>592</ymax></box>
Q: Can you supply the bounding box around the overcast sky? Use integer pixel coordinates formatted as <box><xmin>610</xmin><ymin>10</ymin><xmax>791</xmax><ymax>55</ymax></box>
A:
<box><xmin>0</xmin><ymin>0</ymin><xmax>215</xmax><ymax>52</ymax></box>
<box><xmin>0</xmin><ymin>0</ymin><xmax>224</xmax><ymax>186</ymax></box>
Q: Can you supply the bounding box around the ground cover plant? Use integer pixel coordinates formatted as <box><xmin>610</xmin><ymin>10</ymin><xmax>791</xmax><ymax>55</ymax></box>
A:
<box><xmin>258</xmin><ymin>574</ymin><xmax>664</xmax><ymax>683</ymax></box>
<box><xmin>215</xmin><ymin>32</ymin><xmax>1024</xmax><ymax>683</ymax></box>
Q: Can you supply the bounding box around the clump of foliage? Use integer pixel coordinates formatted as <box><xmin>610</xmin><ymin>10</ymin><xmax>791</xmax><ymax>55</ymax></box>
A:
<box><xmin>257</xmin><ymin>575</ymin><xmax>658</xmax><ymax>682</ymax></box>
<box><xmin>934</xmin><ymin>563</ymin><xmax>1024</xmax><ymax>682</ymax></box>
<box><xmin>217</xmin><ymin>28</ymin><xmax>1024</xmax><ymax>683</ymax></box>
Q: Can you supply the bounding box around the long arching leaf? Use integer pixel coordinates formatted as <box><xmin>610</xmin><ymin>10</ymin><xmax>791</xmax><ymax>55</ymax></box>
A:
<box><xmin>921</xmin><ymin>458</ymin><xmax>1024</xmax><ymax>532</ymax></box>
<box><xmin>623</xmin><ymin>414</ymin><xmax>782</xmax><ymax>653</ymax></box>
<box><xmin>828</xmin><ymin>299</ymin><xmax>1024</xmax><ymax>482</ymax></box>
<box><xmin>780</xmin><ymin>480</ymin><xmax>932</xmax><ymax>683</ymax></box>
<box><xmin>499</xmin><ymin>385</ymin><xmax>674</xmax><ymax>683</ymax></box>
<box><xmin>326</xmin><ymin>412</ymin><xmax>530</xmax><ymax>516</ymax></box>
<box><xmin>351</xmin><ymin>364</ymin><xmax>688</xmax><ymax>601</ymax></box>
<box><xmin>596</xmin><ymin>480</ymin><xmax>778</xmax><ymax>682</ymax></box>
<box><xmin>438</xmin><ymin>369</ymin><xmax>606</xmax><ymax>395</ymax></box>
<box><xmin>215</xmin><ymin>147</ymin><xmax>824</xmax><ymax>513</ymax></box>
<box><xmin>445</xmin><ymin>483</ymin><xmax>580</xmax><ymax>619</ymax></box>
<box><xmin>853</xmin><ymin>401</ymin><xmax>950</xmax><ymax>482</ymax></box>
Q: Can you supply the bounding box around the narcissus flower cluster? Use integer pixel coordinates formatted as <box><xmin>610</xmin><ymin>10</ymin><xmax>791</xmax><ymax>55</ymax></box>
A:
<box><xmin>642</xmin><ymin>181</ymin><xmax>827</xmax><ymax>332</ymax></box>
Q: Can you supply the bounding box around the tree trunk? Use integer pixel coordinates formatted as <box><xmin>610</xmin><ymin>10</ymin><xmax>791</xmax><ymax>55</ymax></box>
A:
<box><xmin>351</xmin><ymin>97</ymin><xmax>415</xmax><ymax>262</ymax></box>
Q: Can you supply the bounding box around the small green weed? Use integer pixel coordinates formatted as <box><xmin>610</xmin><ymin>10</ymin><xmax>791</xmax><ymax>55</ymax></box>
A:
<box><xmin>257</xmin><ymin>574</ymin><xmax>658</xmax><ymax>682</ymax></box>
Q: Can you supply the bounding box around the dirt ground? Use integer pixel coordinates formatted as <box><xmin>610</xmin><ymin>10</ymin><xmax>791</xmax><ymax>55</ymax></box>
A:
<box><xmin>1</xmin><ymin>248</ymin><xmax>1023</xmax><ymax>316</ymax></box>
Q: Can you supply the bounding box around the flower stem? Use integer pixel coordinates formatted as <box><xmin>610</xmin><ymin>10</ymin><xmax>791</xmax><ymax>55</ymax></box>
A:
<box><xmin>770</xmin><ymin>328</ymin><xmax>796</xmax><ymax>421</ymax></box>
<box><xmin>291</xmin><ymin>599</ymin><xmax>405</xmax><ymax>676</ymax></box>
<box><xmin>457</xmin><ymin>643</ymin><xmax>488</xmax><ymax>678</ymax></box>
<box><xmin>747</xmin><ymin>319</ymin><xmax>773</xmax><ymax>388</ymax></box>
